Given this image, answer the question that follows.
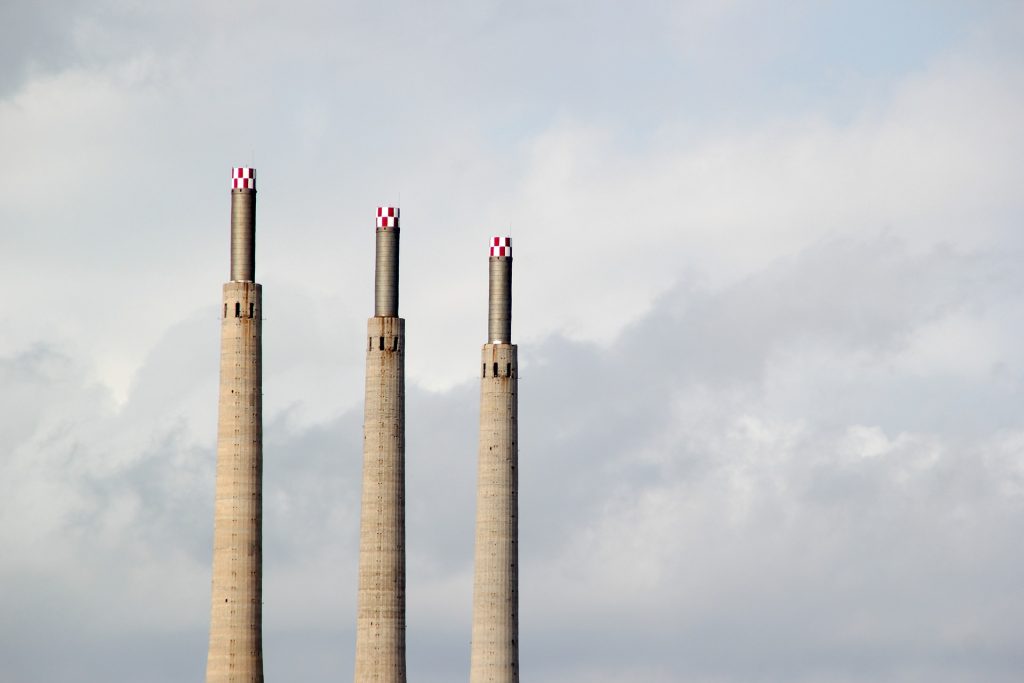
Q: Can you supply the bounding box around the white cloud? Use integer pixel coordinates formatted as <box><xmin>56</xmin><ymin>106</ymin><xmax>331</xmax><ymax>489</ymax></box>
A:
<box><xmin>1</xmin><ymin>2</ymin><xmax>1023</xmax><ymax>681</ymax></box>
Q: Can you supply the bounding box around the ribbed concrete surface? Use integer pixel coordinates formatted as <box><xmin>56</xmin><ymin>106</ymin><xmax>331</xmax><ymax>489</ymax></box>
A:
<box><xmin>206</xmin><ymin>281</ymin><xmax>264</xmax><ymax>683</ymax></box>
<box><xmin>354</xmin><ymin>315</ymin><xmax>407</xmax><ymax>683</ymax></box>
<box><xmin>470</xmin><ymin>342</ymin><xmax>519</xmax><ymax>683</ymax></box>
<box><xmin>374</xmin><ymin>228</ymin><xmax>400</xmax><ymax>318</ymax></box>
<box><xmin>487</xmin><ymin>257</ymin><xmax>512</xmax><ymax>344</ymax></box>
<box><xmin>230</xmin><ymin>190</ymin><xmax>256</xmax><ymax>283</ymax></box>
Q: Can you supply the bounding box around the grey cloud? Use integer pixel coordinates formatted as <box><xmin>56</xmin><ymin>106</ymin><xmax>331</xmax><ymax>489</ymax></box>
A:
<box><xmin>510</xmin><ymin>239</ymin><xmax>1023</xmax><ymax>682</ymax></box>
<box><xmin>3</xmin><ymin>234</ymin><xmax>1024</xmax><ymax>682</ymax></box>
<box><xmin>0</xmin><ymin>1</ymin><xmax>85</xmax><ymax>95</ymax></box>
<box><xmin>1</xmin><ymin>2</ymin><xmax>1023</xmax><ymax>681</ymax></box>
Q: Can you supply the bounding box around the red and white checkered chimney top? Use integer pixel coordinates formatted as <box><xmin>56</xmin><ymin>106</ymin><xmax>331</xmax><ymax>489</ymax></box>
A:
<box><xmin>377</xmin><ymin>206</ymin><xmax>400</xmax><ymax>229</ymax></box>
<box><xmin>490</xmin><ymin>236</ymin><xmax>512</xmax><ymax>257</ymax></box>
<box><xmin>231</xmin><ymin>167</ymin><xmax>256</xmax><ymax>190</ymax></box>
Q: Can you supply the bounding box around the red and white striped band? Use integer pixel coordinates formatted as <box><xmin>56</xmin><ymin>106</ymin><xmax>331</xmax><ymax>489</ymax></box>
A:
<box><xmin>231</xmin><ymin>167</ymin><xmax>256</xmax><ymax>190</ymax></box>
<box><xmin>377</xmin><ymin>206</ymin><xmax>400</xmax><ymax>229</ymax></box>
<box><xmin>490</xmin><ymin>236</ymin><xmax>512</xmax><ymax>257</ymax></box>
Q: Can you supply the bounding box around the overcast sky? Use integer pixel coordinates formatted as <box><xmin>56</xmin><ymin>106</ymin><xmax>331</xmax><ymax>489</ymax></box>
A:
<box><xmin>1</xmin><ymin>1</ymin><xmax>1023</xmax><ymax>681</ymax></box>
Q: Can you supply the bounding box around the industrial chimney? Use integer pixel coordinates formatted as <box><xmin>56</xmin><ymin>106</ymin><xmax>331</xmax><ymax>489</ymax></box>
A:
<box><xmin>469</xmin><ymin>235</ymin><xmax>519</xmax><ymax>683</ymax></box>
<box><xmin>206</xmin><ymin>167</ymin><xmax>265</xmax><ymax>683</ymax></box>
<box><xmin>354</xmin><ymin>206</ymin><xmax>407</xmax><ymax>683</ymax></box>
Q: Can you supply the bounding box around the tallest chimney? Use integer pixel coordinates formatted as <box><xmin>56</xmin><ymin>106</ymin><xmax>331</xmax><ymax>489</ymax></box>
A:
<box><xmin>206</xmin><ymin>167</ymin><xmax>264</xmax><ymax>683</ymax></box>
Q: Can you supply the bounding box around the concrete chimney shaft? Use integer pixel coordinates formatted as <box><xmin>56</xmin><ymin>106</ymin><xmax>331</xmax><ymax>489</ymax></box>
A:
<box><xmin>355</xmin><ymin>206</ymin><xmax>407</xmax><ymax>683</ymax></box>
<box><xmin>206</xmin><ymin>167</ymin><xmax>264</xmax><ymax>683</ymax></box>
<box><xmin>470</xmin><ymin>235</ymin><xmax>519</xmax><ymax>683</ymax></box>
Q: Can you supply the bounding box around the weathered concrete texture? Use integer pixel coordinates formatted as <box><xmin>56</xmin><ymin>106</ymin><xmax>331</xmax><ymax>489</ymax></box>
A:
<box><xmin>355</xmin><ymin>316</ymin><xmax>407</xmax><ymax>683</ymax></box>
<box><xmin>470</xmin><ymin>342</ymin><xmax>519</xmax><ymax>683</ymax></box>
<box><xmin>207</xmin><ymin>281</ymin><xmax>264</xmax><ymax>683</ymax></box>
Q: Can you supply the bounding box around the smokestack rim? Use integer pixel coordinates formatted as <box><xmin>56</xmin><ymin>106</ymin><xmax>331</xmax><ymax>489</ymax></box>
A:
<box><xmin>377</xmin><ymin>205</ymin><xmax>400</xmax><ymax>229</ymax></box>
<box><xmin>231</xmin><ymin>166</ymin><xmax>257</xmax><ymax>190</ymax></box>
<box><xmin>489</xmin><ymin>235</ymin><xmax>512</xmax><ymax>258</ymax></box>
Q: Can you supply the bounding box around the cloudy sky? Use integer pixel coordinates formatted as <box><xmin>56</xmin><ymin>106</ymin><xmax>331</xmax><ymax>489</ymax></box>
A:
<box><xmin>2</xmin><ymin>1</ymin><xmax>1024</xmax><ymax>681</ymax></box>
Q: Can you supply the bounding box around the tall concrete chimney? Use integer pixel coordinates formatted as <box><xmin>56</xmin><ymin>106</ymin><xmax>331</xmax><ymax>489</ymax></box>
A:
<box><xmin>469</xmin><ymin>236</ymin><xmax>519</xmax><ymax>683</ymax></box>
<box><xmin>354</xmin><ymin>206</ymin><xmax>407</xmax><ymax>683</ymax></box>
<box><xmin>206</xmin><ymin>167</ymin><xmax>265</xmax><ymax>683</ymax></box>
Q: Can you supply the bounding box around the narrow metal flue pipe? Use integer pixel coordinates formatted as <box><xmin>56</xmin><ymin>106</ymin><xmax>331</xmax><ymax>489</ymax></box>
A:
<box><xmin>230</xmin><ymin>168</ymin><xmax>256</xmax><ymax>282</ymax></box>
<box><xmin>374</xmin><ymin>207</ymin><xmax>400</xmax><ymax>317</ymax></box>
<box><xmin>488</xmin><ymin>237</ymin><xmax>512</xmax><ymax>343</ymax></box>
